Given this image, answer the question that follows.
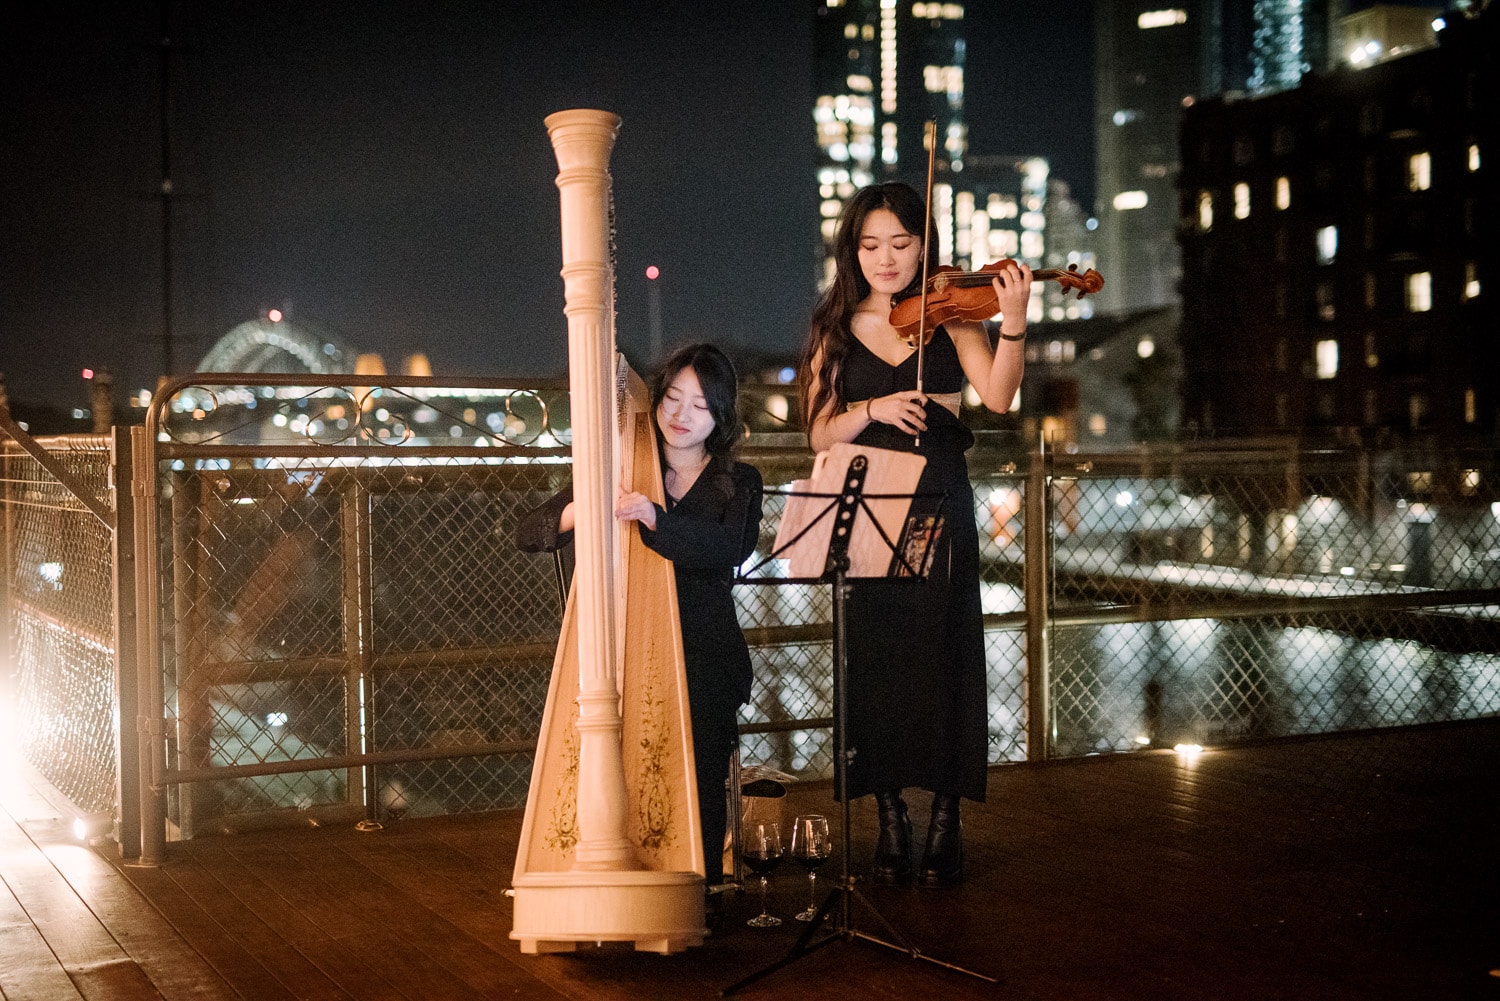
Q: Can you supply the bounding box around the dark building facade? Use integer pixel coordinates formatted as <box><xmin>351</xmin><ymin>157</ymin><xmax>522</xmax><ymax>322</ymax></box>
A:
<box><xmin>1177</xmin><ymin>10</ymin><xmax>1495</xmax><ymax>442</ymax></box>
<box><xmin>1095</xmin><ymin>1</ymin><xmax>1339</xmax><ymax>315</ymax></box>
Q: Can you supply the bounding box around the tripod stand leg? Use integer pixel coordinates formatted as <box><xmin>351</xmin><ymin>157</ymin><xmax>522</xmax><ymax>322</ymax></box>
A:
<box><xmin>720</xmin><ymin>886</ymin><xmax>843</xmax><ymax>997</ymax></box>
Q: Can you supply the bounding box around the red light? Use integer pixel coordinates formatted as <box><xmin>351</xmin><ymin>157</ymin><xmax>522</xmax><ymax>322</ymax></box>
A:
<box><xmin>82</xmin><ymin>368</ymin><xmax>94</xmax><ymax>380</ymax></box>
<box><xmin>645</xmin><ymin>266</ymin><xmax>660</xmax><ymax>281</ymax></box>
<box><xmin>268</xmin><ymin>308</ymin><xmax>284</xmax><ymax>322</ymax></box>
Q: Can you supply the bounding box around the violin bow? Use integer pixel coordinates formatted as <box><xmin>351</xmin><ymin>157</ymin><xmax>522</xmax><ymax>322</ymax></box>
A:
<box><xmin>915</xmin><ymin>118</ymin><xmax>937</xmax><ymax>447</ymax></box>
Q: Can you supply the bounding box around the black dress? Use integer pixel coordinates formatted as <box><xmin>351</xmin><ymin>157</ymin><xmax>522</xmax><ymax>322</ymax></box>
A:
<box><xmin>516</xmin><ymin>461</ymin><xmax>764</xmax><ymax>883</ymax></box>
<box><xmin>837</xmin><ymin>328</ymin><xmax>989</xmax><ymax>802</ymax></box>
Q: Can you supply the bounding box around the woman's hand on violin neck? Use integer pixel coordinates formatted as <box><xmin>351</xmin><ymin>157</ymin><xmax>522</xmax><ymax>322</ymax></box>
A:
<box><xmin>615</xmin><ymin>490</ymin><xmax>657</xmax><ymax>531</ymax></box>
<box><xmin>991</xmin><ymin>261</ymin><xmax>1034</xmax><ymax>324</ymax></box>
<box><xmin>870</xmin><ymin>391</ymin><xmax>927</xmax><ymax>436</ymax></box>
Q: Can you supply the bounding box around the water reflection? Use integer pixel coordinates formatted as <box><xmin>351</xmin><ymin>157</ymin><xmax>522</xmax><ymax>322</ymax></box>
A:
<box><xmin>742</xmin><ymin>592</ymin><xmax>1500</xmax><ymax>777</ymax></box>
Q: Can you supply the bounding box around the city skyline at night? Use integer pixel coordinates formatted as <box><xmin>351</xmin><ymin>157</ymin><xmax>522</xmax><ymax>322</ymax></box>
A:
<box><xmin>2</xmin><ymin>1</ymin><xmax>1094</xmax><ymax>417</ymax></box>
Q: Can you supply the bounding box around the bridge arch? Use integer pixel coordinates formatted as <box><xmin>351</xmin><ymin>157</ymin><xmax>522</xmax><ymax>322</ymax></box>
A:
<box><xmin>197</xmin><ymin>317</ymin><xmax>358</xmax><ymax>374</ymax></box>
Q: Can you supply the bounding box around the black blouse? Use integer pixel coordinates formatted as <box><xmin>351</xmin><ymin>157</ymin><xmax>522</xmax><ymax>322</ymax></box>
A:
<box><xmin>516</xmin><ymin>461</ymin><xmax>764</xmax><ymax>707</ymax></box>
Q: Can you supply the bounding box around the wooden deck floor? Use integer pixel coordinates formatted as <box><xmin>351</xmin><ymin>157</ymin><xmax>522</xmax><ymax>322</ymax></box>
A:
<box><xmin>4</xmin><ymin>719</ymin><xmax>1499</xmax><ymax>1001</ymax></box>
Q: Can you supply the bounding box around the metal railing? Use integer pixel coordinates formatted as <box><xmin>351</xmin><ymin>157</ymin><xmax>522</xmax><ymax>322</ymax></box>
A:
<box><xmin>4</xmin><ymin>378</ymin><xmax>1498</xmax><ymax>864</ymax></box>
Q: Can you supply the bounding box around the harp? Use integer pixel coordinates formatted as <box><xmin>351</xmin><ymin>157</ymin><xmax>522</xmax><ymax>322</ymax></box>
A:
<box><xmin>510</xmin><ymin>109</ymin><xmax>706</xmax><ymax>955</ymax></box>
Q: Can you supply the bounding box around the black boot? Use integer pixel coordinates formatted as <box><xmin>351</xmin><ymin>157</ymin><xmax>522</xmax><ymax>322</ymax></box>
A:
<box><xmin>918</xmin><ymin>794</ymin><xmax>964</xmax><ymax>888</ymax></box>
<box><xmin>872</xmin><ymin>790</ymin><xmax>911</xmax><ymax>885</ymax></box>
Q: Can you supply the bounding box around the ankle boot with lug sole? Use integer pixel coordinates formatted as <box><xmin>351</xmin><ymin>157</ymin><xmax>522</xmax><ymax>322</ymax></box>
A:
<box><xmin>918</xmin><ymin>793</ymin><xmax>964</xmax><ymax>888</ymax></box>
<box><xmin>872</xmin><ymin>790</ymin><xmax>911</xmax><ymax>885</ymax></box>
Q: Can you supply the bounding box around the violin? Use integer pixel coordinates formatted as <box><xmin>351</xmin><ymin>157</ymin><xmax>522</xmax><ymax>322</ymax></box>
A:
<box><xmin>890</xmin><ymin>259</ymin><xmax>1105</xmax><ymax>346</ymax></box>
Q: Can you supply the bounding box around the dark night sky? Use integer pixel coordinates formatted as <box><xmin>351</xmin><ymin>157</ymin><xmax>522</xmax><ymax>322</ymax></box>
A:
<box><xmin>2</xmin><ymin>2</ymin><xmax>1093</xmax><ymax>409</ymax></box>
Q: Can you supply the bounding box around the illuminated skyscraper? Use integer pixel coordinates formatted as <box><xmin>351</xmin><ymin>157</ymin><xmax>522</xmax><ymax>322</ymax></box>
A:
<box><xmin>1094</xmin><ymin>1</ymin><xmax>1338</xmax><ymax>314</ymax></box>
<box><xmin>811</xmin><ymin>0</ymin><xmax>1057</xmax><ymax>318</ymax></box>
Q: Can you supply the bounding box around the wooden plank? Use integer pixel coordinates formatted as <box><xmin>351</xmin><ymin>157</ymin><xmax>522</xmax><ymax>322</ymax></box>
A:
<box><xmin>0</xmin><ymin>874</ymin><xmax>87</xmax><ymax>1001</ymax></box>
<box><xmin>165</xmin><ymin>841</ymin><xmax>400</xmax><ymax>1001</ymax></box>
<box><xmin>3</xmin><ymin>721</ymin><xmax>1496</xmax><ymax>1000</ymax></box>
<box><xmin>15</xmin><ymin>824</ymin><xmax>241</xmax><ymax>1001</ymax></box>
<box><xmin>0</xmin><ymin>809</ymin><xmax>157</xmax><ymax>1001</ymax></box>
<box><xmin>94</xmin><ymin>859</ymin><xmax>275</xmax><ymax>1001</ymax></box>
<box><xmin>212</xmin><ymin>837</ymin><xmax>513</xmax><ymax>1000</ymax></box>
<box><xmin>144</xmin><ymin>851</ymin><xmax>352</xmax><ymax>1001</ymax></box>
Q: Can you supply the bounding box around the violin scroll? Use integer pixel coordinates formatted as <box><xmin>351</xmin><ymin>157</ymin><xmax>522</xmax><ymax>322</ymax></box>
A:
<box><xmin>1053</xmin><ymin>262</ymin><xmax>1105</xmax><ymax>300</ymax></box>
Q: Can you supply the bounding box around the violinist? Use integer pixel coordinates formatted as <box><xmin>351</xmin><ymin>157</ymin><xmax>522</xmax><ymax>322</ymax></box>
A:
<box><xmin>795</xmin><ymin>181</ymin><xmax>1031</xmax><ymax>887</ymax></box>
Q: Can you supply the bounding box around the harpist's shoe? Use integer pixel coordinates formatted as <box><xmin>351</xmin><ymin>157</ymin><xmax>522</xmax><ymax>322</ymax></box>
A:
<box><xmin>872</xmin><ymin>790</ymin><xmax>912</xmax><ymax>885</ymax></box>
<box><xmin>917</xmin><ymin>794</ymin><xmax>964</xmax><ymax>888</ymax></box>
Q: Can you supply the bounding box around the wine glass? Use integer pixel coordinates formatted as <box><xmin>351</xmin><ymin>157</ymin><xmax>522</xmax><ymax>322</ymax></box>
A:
<box><xmin>790</xmin><ymin>814</ymin><xmax>832</xmax><ymax>922</ymax></box>
<box><xmin>742</xmin><ymin>819</ymin><xmax>783</xmax><ymax>928</ymax></box>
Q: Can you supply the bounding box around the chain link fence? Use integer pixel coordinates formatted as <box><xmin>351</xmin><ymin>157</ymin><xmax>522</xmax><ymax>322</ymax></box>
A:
<box><xmin>1</xmin><ymin>432</ymin><xmax>121</xmax><ymax>823</ymax></box>
<box><xmin>1040</xmin><ymin>443</ymin><xmax>1500</xmax><ymax>756</ymax></box>
<box><xmin>5</xmin><ymin>378</ymin><xmax>1498</xmax><ymax>851</ymax></box>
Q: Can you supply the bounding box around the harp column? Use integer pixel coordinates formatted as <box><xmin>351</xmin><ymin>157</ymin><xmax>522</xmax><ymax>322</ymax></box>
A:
<box><xmin>511</xmin><ymin>109</ymin><xmax>705</xmax><ymax>956</ymax></box>
<box><xmin>546</xmin><ymin>108</ymin><xmax>636</xmax><ymax>869</ymax></box>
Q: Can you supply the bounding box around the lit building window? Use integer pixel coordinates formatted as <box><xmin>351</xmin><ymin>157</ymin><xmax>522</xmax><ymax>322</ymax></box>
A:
<box><xmin>1316</xmin><ymin>225</ymin><xmax>1338</xmax><ymax>265</ymax></box>
<box><xmin>912</xmin><ymin>2</ymin><xmax>965</xmax><ymax>17</ymax></box>
<box><xmin>1406</xmin><ymin>272</ymin><xmax>1432</xmax><ymax>312</ymax></box>
<box><xmin>1089</xmin><ymin>414</ymin><xmax>1108</xmax><ymax>436</ymax></box>
<box><xmin>1138</xmin><ymin>9</ymin><xmax>1188</xmax><ymax>29</ymax></box>
<box><xmin>1408</xmin><ymin>152</ymin><xmax>1431</xmax><ymax>191</ymax></box>
<box><xmin>1315</xmin><ymin>339</ymin><xmax>1339</xmax><ymax>379</ymax></box>
<box><xmin>846</xmin><ymin>74</ymin><xmax>873</xmax><ymax>91</ymax></box>
<box><xmin>1113</xmin><ymin>190</ymin><xmax>1148</xmax><ymax>210</ymax></box>
<box><xmin>820</xmin><ymin>199</ymin><xmax>842</xmax><ymax>218</ymax></box>
<box><xmin>1469</xmin><ymin>144</ymin><xmax>1481</xmax><ymax>172</ymax></box>
<box><xmin>880</xmin><ymin>4</ymin><xmax>897</xmax><ymax>114</ymax></box>
<box><xmin>1197</xmin><ymin>191</ymin><xmax>1213</xmax><ymax>231</ymax></box>
<box><xmin>1317</xmin><ymin>281</ymin><xmax>1336</xmax><ymax>321</ymax></box>
<box><xmin>1465</xmin><ymin>262</ymin><xmax>1480</xmax><ymax>300</ymax></box>
<box><xmin>987</xmin><ymin>193</ymin><xmax>1017</xmax><ymax>219</ymax></box>
<box><xmin>1275</xmin><ymin>176</ymin><xmax>1290</xmax><ymax>210</ymax></box>
<box><xmin>1462</xmin><ymin>468</ymin><xmax>1481</xmax><ymax>494</ymax></box>
<box><xmin>1234</xmin><ymin>182</ymin><xmax>1250</xmax><ymax>219</ymax></box>
<box><xmin>1409</xmin><ymin>394</ymin><xmax>1427</xmax><ymax>429</ymax></box>
<box><xmin>924</xmin><ymin>64</ymin><xmax>963</xmax><ymax>95</ymax></box>
<box><xmin>1465</xmin><ymin>390</ymin><xmax>1477</xmax><ymax>424</ymax></box>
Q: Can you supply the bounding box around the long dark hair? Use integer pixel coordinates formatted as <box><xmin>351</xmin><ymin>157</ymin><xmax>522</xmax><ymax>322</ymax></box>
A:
<box><xmin>797</xmin><ymin>182</ymin><xmax>937</xmax><ymax>427</ymax></box>
<box><xmin>650</xmin><ymin>342</ymin><xmax>742</xmax><ymax>498</ymax></box>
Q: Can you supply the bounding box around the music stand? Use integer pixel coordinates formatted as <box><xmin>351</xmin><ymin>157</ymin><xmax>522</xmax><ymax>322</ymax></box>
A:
<box><xmin>722</xmin><ymin>444</ymin><xmax>998</xmax><ymax>996</ymax></box>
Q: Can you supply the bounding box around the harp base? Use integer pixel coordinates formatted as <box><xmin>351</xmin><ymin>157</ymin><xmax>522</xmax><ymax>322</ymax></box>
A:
<box><xmin>510</xmin><ymin>870</ymin><xmax>706</xmax><ymax>955</ymax></box>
